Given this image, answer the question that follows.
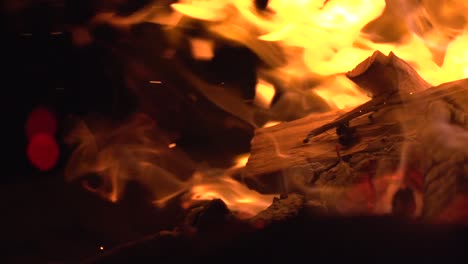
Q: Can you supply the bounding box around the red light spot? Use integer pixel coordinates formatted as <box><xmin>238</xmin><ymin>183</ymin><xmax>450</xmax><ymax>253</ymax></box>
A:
<box><xmin>25</xmin><ymin>107</ymin><xmax>57</xmax><ymax>140</ymax></box>
<box><xmin>27</xmin><ymin>134</ymin><xmax>59</xmax><ymax>171</ymax></box>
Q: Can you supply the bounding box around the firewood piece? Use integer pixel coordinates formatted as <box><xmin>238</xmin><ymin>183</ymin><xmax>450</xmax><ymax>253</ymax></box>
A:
<box><xmin>416</xmin><ymin>84</ymin><xmax>468</xmax><ymax>219</ymax></box>
<box><xmin>184</xmin><ymin>199</ymin><xmax>234</xmax><ymax>232</ymax></box>
<box><xmin>185</xmin><ymin>194</ymin><xmax>306</xmax><ymax>231</ymax></box>
<box><xmin>246</xmin><ymin>78</ymin><xmax>468</xmax><ymax>221</ymax></box>
<box><xmin>303</xmin><ymin>51</ymin><xmax>430</xmax><ymax>143</ymax></box>
<box><xmin>346</xmin><ymin>50</ymin><xmax>430</xmax><ymax>97</ymax></box>
<box><xmin>249</xmin><ymin>194</ymin><xmax>305</xmax><ymax>227</ymax></box>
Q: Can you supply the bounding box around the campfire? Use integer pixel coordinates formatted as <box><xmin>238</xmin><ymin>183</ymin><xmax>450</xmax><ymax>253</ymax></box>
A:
<box><xmin>7</xmin><ymin>0</ymin><xmax>468</xmax><ymax>262</ymax></box>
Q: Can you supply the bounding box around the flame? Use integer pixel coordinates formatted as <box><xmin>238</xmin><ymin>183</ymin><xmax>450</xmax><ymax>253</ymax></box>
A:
<box><xmin>66</xmin><ymin>120</ymin><xmax>274</xmax><ymax>216</ymax></box>
<box><xmin>88</xmin><ymin>0</ymin><xmax>468</xmax><ymax>109</ymax></box>
<box><xmin>313</xmin><ymin>75</ymin><xmax>369</xmax><ymax>109</ymax></box>
<box><xmin>189</xmin><ymin>38</ymin><xmax>215</xmax><ymax>60</ymax></box>
<box><xmin>64</xmin><ymin>113</ymin><xmax>192</xmax><ymax>204</ymax></box>
<box><xmin>183</xmin><ymin>154</ymin><xmax>276</xmax><ymax>218</ymax></box>
<box><xmin>163</xmin><ymin>0</ymin><xmax>468</xmax><ymax>109</ymax></box>
<box><xmin>69</xmin><ymin>0</ymin><xmax>468</xmax><ymax>218</ymax></box>
<box><xmin>254</xmin><ymin>79</ymin><xmax>276</xmax><ymax>108</ymax></box>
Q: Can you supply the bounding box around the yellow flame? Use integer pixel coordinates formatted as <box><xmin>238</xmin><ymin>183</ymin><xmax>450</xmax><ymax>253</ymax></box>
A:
<box><xmin>314</xmin><ymin>75</ymin><xmax>369</xmax><ymax>109</ymax></box>
<box><xmin>183</xmin><ymin>154</ymin><xmax>275</xmax><ymax>218</ymax></box>
<box><xmin>254</xmin><ymin>79</ymin><xmax>276</xmax><ymax>108</ymax></box>
<box><xmin>262</xmin><ymin>121</ymin><xmax>281</xmax><ymax>128</ymax></box>
<box><xmin>90</xmin><ymin>0</ymin><xmax>468</xmax><ymax>109</ymax></box>
<box><xmin>187</xmin><ymin>175</ymin><xmax>275</xmax><ymax>218</ymax></box>
<box><xmin>166</xmin><ymin>0</ymin><xmax>468</xmax><ymax>109</ymax></box>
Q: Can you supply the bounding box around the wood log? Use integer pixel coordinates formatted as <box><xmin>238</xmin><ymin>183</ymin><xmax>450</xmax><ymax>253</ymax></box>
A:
<box><xmin>245</xmin><ymin>51</ymin><xmax>468</xmax><ymax>222</ymax></box>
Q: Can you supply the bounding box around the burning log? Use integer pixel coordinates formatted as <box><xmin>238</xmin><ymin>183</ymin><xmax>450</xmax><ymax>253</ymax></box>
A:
<box><xmin>245</xmin><ymin>51</ymin><xmax>468</xmax><ymax>222</ymax></box>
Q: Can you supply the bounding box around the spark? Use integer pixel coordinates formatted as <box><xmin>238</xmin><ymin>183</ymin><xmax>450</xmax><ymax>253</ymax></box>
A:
<box><xmin>168</xmin><ymin>143</ymin><xmax>177</xmax><ymax>148</ymax></box>
<box><xmin>99</xmin><ymin>246</ymin><xmax>104</xmax><ymax>251</ymax></box>
<box><xmin>149</xmin><ymin>80</ymin><xmax>162</xmax><ymax>84</ymax></box>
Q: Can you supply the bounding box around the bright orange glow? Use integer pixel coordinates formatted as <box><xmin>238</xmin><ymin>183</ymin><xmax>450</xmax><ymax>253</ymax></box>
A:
<box><xmin>254</xmin><ymin>79</ymin><xmax>276</xmax><ymax>108</ymax></box>
<box><xmin>164</xmin><ymin>0</ymin><xmax>468</xmax><ymax>109</ymax></box>
<box><xmin>183</xmin><ymin>154</ymin><xmax>275</xmax><ymax>218</ymax></box>
<box><xmin>91</xmin><ymin>1</ymin><xmax>468</xmax><ymax>109</ymax></box>
<box><xmin>313</xmin><ymin>75</ymin><xmax>369</xmax><ymax>109</ymax></box>
<box><xmin>262</xmin><ymin>121</ymin><xmax>281</xmax><ymax>128</ymax></box>
<box><xmin>189</xmin><ymin>38</ymin><xmax>215</xmax><ymax>60</ymax></box>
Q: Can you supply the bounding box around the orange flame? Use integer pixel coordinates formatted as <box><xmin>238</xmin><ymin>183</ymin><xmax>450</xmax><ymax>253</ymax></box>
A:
<box><xmin>182</xmin><ymin>155</ymin><xmax>276</xmax><ymax>218</ymax></box>
<box><xmin>166</xmin><ymin>0</ymin><xmax>468</xmax><ymax>108</ymax></box>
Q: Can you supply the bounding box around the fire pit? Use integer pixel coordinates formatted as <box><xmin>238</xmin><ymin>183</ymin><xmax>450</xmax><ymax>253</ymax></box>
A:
<box><xmin>3</xmin><ymin>0</ymin><xmax>468</xmax><ymax>263</ymax></box>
